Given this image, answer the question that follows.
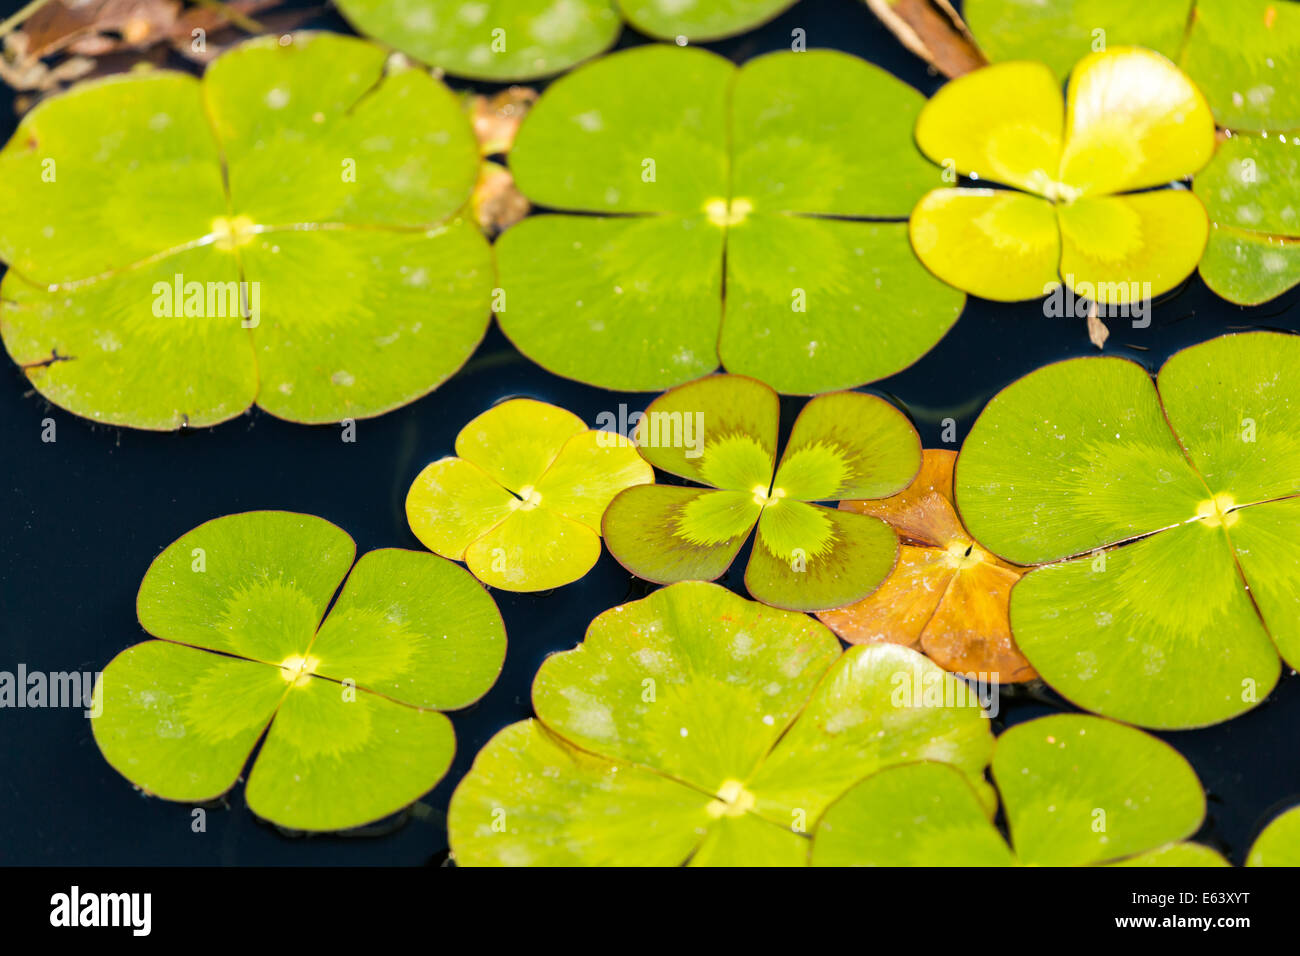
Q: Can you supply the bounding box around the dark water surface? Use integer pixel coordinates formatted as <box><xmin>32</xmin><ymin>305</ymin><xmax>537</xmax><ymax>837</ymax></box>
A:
<box><xmin>2</xmin><ymin>0</ymin><xmax>1298</xmax><ymax>865</ymax></box>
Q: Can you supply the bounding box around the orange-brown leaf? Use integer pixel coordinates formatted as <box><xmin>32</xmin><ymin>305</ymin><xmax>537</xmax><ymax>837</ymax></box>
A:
<box><xmin>823</xmin><ymin>448</ymin><xmax>1035</xmax><ymax>682</ymax></box>
<box><xmin>816</xmin><ymin>544</ymin><xmax>953</xmax><ymax>648</ymax></box>
<box><xmin>921</xmin><ymin>557</ymin><xmax>1035</xmax><ymax>682</ymax></box>
<box><xmin>840</xmin><ymin>448</ymin><xmax>964</xmax><ymax>547</ymax></box>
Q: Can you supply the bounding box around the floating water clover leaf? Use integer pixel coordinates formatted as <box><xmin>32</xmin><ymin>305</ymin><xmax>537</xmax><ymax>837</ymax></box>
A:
<box><xmin>0</xmin><ymin>31</ymin><xmax>492</xmax><ymax>430</ymax></box>
<box><xmin>447</xmin><ymin>581</ymin><xmax>994</xmax><ymax>866</ymax></box>
<box><xmin>956</xmin><ymin>2</ymin><xmax>1300</xmax><ymax>304</ymax></box>
<box><xmin>909</xmin><ymin>48</ymin><xmax>1215</xmax><ymax>303</ymax></box>
<box><xmin>617</xmin><ymin>0</ymin><xmax>798</xmax><ymax>40</ymax></box>
<box><xmin>602</xmin><ymin>375</ymin><xmax>921</xmax><ymax>611</ymax></box>
<box><xmin>817</xmin><ymin>449</ymin><xmax>1034</xmax><ymax>683</ymax></box>
<box><xmin>1247</xmin><ymin>805</ymin><xmax>1300</xmax><ymax>866</ymax></box>
<box><xmin>90</xmin><ymin>511</ymin><xmax>506</xmax><ymax>831</ymax></box>
<box><xmin>406</xmin><ymin>398</ymin><xmax>653</xmax><ymax>591</ymax></box>
<box><xmin>1181</xmin><ymin>0</ymin><xmax>1300</xmax><ymax>132</ymax></box>
<box><xmin>955</xmin><ymin>331</ymin><xmax>1300</xmax><ymax>729</ymax></box>
<box><xmin>965</xmin><ymin>0</ymin><xmax>1300</xmax><ymax>132</ymax></box>
<box><xmin>1195</xmin><ymin>134</ymin><xmax>1300</xmax><ymax>304</ymax></box>
<box><xmin>333</xmin><ymin>1</ymin><xmax>797</xmax><ymax>81</ymax></box>
<box><xmin>495</xmin><ymin>45</ymin><xmax>964</xmax><ymax>394</ymax></box>
<box><xmin>811</xmin><ymin>714</ymin><xmax>1227</xmax><ymax>866</ymax></box>
<box><xmin>1182</xmin><ymin>0</ymin><xmax>1300</xmax><ymax>306</ymax></box>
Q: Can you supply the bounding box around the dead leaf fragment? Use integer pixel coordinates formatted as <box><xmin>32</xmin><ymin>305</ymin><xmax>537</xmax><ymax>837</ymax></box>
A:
<box><xmin>20</xmin><ymin>0</ymin><xmax>181</xmax><ymax>60</ymax></box>
<box><xmin>466</xmin><ymin>86</ymin><xmax>538</xmax><ymax>156</ymax></box>
<box><xmin>1086</xmin><ymin>300</ymin><xmax>1110</xmax><ymax>349</ymax></box>
<box><xmin>171</xmin><ymin>1</ymin><xmax>309</xmax><ymax>63</ymax></box>
<box><xmin>472</xmin><ymin>160</ymin><xmax>531</xmax><ymax>236</ymax></box>
<box><xmin>1</xmin><ymin>1</ymin><xmax>300</xmax><ymax>106</ymax></box>
<box><xmin>863</xmin><ymin>0</ymin><xmax>987</xmax><ymax>79</ymax></box>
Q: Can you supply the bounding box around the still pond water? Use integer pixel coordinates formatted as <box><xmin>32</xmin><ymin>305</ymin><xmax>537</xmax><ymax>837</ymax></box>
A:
<box><xmin>3</xmin><ymin>0</ymin><xmax>1299</xmax><ymax>864</ymax></box>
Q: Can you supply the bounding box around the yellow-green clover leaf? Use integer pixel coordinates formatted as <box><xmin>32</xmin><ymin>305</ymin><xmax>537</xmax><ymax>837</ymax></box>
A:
<box><xmin>406</xmin><ymin>398</ymin><xmax>653</xmax><ymax>591</ymax></box>
<box><xmin>965</xmin><ymin>0</ymin><xmax>1300</xmax><ymax>133</ymax></box>
<box><xmin>495</xmin><ymin>44</ymin><xmax>965</xmax><ymax>394</ymax></box>
<box><xmin>960</xmin><ymin>1</ymin><xmax>1300</xmax><ymax>304</ymax></box>
<box><xmin>91</xmin><ymin>511</ymin><xmax>506</xmax><ymax>831</ymax></box>
<box><xmin>0</xmin><ymin>31</ymin><xmax>492</xmax><ymax>430</ymax></box>
<box><xmin>1195</xmin><ymin>133</ymin><xmax>1300</xmax><ymax>304</ymax></box>
<box><xmin>602</xmin><ymin>375</ymin><xmax>922</xmax><ymax>611</ymax></box>
<box><xmin>963</xmin><ymin>0</ymin><xmax>1193</xmax><ymax>84</ymax></box>
<box><xmin>333</xmin><ymin>1</ymin><xmax>797</xmax><ymax>81</ymax></box>
<box><xmin>955</xmin><ymin>331</ymin><xmax>1300</xmax><ymax>729</ymax></box>
<box><xmin>910</xmin><ymin>48</ymin><xmax>1215</xmax><ymax>303</ymax></box>
<box><xmin>1188</xmin><ymin>0</ymin><xmax>1300</xmax><ymax>307</ymax></box>
<box><xmin>1247</xmin><ymin>805</ymin><xmax>1300</xmax><ymax>866</ymax></box>
<box><xmin>447</xmin><ymin>581</ymin><xmax>994</xmax><ymax>866</ymax></box>
<box><xmin>812</xmin><ymin>714</ymin><xmax>1227</xmax><ymax>866</ymax></box>
<box><xmin>617</xmin><ymin>0</ymin><xmax>797</xmax><ymax>41</ymax></box>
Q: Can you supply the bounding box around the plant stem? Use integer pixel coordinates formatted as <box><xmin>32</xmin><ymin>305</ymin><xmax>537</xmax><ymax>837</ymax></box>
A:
<box><xmin>0</xmin><ymin>0</ymin><xmax>54</xmax><ymax>41</ymax></box>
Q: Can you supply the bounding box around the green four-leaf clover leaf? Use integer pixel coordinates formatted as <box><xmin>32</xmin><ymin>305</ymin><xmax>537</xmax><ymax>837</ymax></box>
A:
<box><xmin>449</xmin><ymin>581</ymin><xmax>994</xmax><ymax>866</ymax></box>
<box><xmin>956</xmin><ymin>331</ymin><xmax>1300</xmax><ymax>728</ymax></box>
<box><xmin>812</xmin><ymin>714</ymin><xmax>1226</xmax><ymax>866</ymax></box>
<box><xmin>92</xmin><ymin>511</ymin><xmax>506</xmax><ymax>831</ymax></box>
<box><xmin>495</xmin><ymin>44</ymin><xmax>965</xmax><ymax>394</ymax></box>
<box><xmin>603</xmin><ymin>374</ymin><xmax>921</xmax><ymax>611</ymax></box>
<box><xmin>0</xmin><ymin>32</ymin><xmax>491</xmax><ymax>429</ymax></box>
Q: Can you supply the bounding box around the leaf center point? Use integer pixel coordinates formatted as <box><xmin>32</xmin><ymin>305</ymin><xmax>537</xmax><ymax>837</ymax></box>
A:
<box><xmin>513</xmin><ymin>484</ymin><xmax>543</xmax><ymax>511</ymax></box>
<box><xmin>1042</xmin><ymin>180</ymin><xmax>1082</xmax><ymax>205</ymax></box>
<box><xmin>1195</xmin><ymin>493</ymin><xmax>1239</xmax><ymax>527</ymax></box>
<box><xmin>943</xmin><ymin>540</ymin><xmax>982</xmax><ymax>569</ymax></box>
<box><xmin>278</xmin><ymin>653</ymin><xmax>320</xmax><ymax>687</ymax></box>
<box><xmin>751</xmin><ymin>485</ymin><xmax>785</xmax><ymax>508</ymax></box>
<box><xmin>211</xmin><ymin>214</ymin><xmax>259</xmax><ymax>251</ymax></box>
<box><xmin>704</xmin><ymin>197</ymin><xmax>753</xmax><ymax>227</ymax></box>
<box><xmin>707</xmin><ymin>779</ymin><xmax>755</xmax><ymax>818</ymax></box>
